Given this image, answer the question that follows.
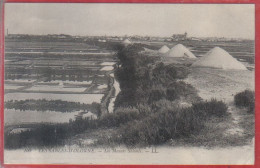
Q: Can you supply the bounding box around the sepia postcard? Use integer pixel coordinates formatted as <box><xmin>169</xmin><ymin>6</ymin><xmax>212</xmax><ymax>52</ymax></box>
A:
<box><xmin>1</xmin><ymin>2</ymin><xmax>257</xmax><ymax>166</ymax></box>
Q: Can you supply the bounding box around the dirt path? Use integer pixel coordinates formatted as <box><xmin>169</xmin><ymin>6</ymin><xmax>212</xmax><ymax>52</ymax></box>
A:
<box><xmin>224</xmin><ymin>104</ymin><xmax>244</xmax><ymax>136</ymax></box>
<box><xmin>100</xmin><ymin>70</ymin><xmax>115</xmax><ymax>115</ymax></box>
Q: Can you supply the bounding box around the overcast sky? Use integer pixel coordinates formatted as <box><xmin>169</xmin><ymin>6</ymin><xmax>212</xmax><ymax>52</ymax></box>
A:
<box><xmin>5</xmin><ymin>3</ymin><xmax>255</xmax><ymax>39</ymax></box>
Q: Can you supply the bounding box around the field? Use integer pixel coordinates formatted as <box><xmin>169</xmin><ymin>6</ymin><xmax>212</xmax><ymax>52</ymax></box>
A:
<box><xmin>4</xmin><ymin>39</ymin><xmax>117</xmax><ymax>130</ymax></box>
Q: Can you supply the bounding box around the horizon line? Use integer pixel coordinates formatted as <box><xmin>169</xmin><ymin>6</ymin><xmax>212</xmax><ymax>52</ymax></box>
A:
<box><xmin>4</xmin><ymin>33</ymin><xmax>254</xmax><ymax>40</ymax></box>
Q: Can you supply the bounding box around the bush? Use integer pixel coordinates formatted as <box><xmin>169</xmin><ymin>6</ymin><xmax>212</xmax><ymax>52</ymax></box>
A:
<box><xmin>234</xmin><ymin>90</ymin><xmax>254</xmax><ymax>107</ymax></box>
<box><xmin>166</xmin><ymin>81</ymin><xmax>198</xmax><ymax>101</ymax></box>
<box><xmin>248</xmin><ymin>102</ymin><xmax>255</xmax><ymax>113</ymax></box>
<box><xmin>192</xmin><ymin>99</ymin><xmax>228</xmax><ymax>118</ymax></box>
<box><xmin>98</xmin><ymin>107</ymin><xmax>140</xmax><ymax>127</ymax></box>
<box><xmin>4</xmin><ymin>116</ymin><xmax>99</xmax><ymax>149</ymax></box>
<box><xmin>234</xmin><ymin>90</ymin><xmax>255</xmax><ymax>113</ymax></box>
<box><xmin>136</xmin><ymin>103</ymin><xmax>152</xmax><ymax>116</ymax></box>
<box><xmin>5</xmin><ymin>124</ymin><xmax>73</xmax><ymax>149</ymax></box>
<box><xmin>151</xmin><ymin>99</ymin><xmax>179</xmax><ymax>114</ymax></box>
<box><xmin>116</xmin><ymin>99</ymin><xmax>228</xmax><ymax>146</ymax></box>
<box><xmin>118</xmin><ymin>107</ymin><xmax>203</xmax><ymax>146</ymax></box>
<box><xmin>148</xmin><ymin>88</ymin><xmax>166</xmax><ymax>103</ymax></box>
<box><xmin>152</xmin><ymin>63</ymin><xmax>190</xmax><ymax>84</ymax></box>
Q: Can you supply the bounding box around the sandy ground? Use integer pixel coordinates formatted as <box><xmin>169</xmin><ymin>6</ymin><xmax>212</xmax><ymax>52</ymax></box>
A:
<box><xmin>184</xmin><ymin>67</ymin><xmax>255</xmax><ymax>161</ymax></box>
<box><xmin>184</xmin><ymin>67</ymin><xmax>255</xmax><ymax>134</ymax></box>
<box><xmin>184</xmin><ymin>67</ymin><xmax>254</xmax><ymax>103</ymax></box>
<box><xmin>4</xmin><ymin>144</ymin><xmax>254</xmax><ymax>165</ymax></box>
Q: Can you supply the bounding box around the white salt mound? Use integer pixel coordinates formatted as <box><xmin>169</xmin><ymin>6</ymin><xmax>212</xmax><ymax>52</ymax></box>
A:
<box><xmin>158</xmin><ymin>45</ymin><xmax>170</xmax><ymax>53</ymax></box>
<box><xmin>166</xmin><ymin>44</ymin><xmax>196</xmax><ymax>58</ymax></box>
<box><xmin>123</xmin><ymin>39</ymin><xmax>131</xmax><ymax>44</ymax></box>
<box><xmin>192</xmin><ymin>47</ymin><xmax>247</xmax><ymax>70</ymax></box>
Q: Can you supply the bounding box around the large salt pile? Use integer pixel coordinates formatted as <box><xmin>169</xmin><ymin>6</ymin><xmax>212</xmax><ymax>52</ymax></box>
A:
<box><xmin>158</xmin><ymin>45</ymin><xmax>170</xmax><ymax>53</ymax></box>
<box><xmin>123</xmin><ymin>39</ymin><xmax>131</xmax><ymax>45</ymax></box>
<box><xmin>166</xmin><ymin>44</ymin><xmax>196</xmax><ymax>58</ymax></box>
<box><xmin>192</xmin><ymin>47</ymin><xmax>247</xmax><ymax>70</ymax></box>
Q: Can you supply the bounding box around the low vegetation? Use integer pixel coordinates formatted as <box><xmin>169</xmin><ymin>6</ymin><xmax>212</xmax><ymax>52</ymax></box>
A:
<box><xmin>5</xmin><ymin>99</ymin><xmax>101</xmax><ymax>116</ymax></box>
<box><xmin>5</xmin><ymin>119</ymin><xmax>96</xmax><ymax>149</ymax></box>
<box><xmin>110</xmin><ymin>99</ymin><xmax>228</xmax><ymax>146</ymax></box>
<box><xmin>234</xmin><ymin>90</ymin><xmax>255</xmax><ymax>113</ymax></box>
<box><xmin>5</xmin><ymin>99</ymin><xmax>228</xmax><ymax>148</ymax></box>
<box><xmin>105</xmin><ymin>44</ymin><xmax>228</xmax><ymax>146</ymax></box>
<box><xmin>114</xmin><ymin>44</ymin><xmax>198</xmax><ymax>107</ymax></box>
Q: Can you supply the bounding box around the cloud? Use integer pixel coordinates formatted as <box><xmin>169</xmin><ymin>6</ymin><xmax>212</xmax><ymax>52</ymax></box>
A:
<box><xmin>5</xmin><ymin>3</ymin><xmax>255</xmax><ymax>39</ymax></box>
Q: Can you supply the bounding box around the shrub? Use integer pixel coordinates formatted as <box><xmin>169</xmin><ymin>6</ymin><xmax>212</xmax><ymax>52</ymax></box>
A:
<box><xmin>4</xmin><ymin>116</ymin><xmax>100</xmax><ymax>149</ymax></box>
<box><xmin>152</xmin><ymin>63</ymin><xmax>190</xmax><ymax>84</ymax></box>
<box><xmin>136</xmin><ymin>103</ymin><xmax>152</xmax><ymax>116</ymax></box>
<box><xmin>151</xmin><ymin>99</ymin><xmax>179</xmax><ymax>114</ymax></box>
<box><xmin>148</xmin><ymin>88</ymin><xmax>166</xmax><ymax>103</ymax></box>
<box><xmin>116</xmin><ymin>99</ymin><xmax>228</xmax><ymax>146</ymax></box>
<box><xmin>192</xmin><ymin>99</ymin><xmax>228</xmax><ymax>118</ymax></box>
<box><xmin>98</xmin><ymin>107</ymin><xmax>140</xmax><ymax>127</ymax></box>
<box><xmin>114</xmin><ymin>90</ymin><xmax>139</xmax><ymax>107</ymax></box>
<box><xmin>118</xmin><ymin>107</ymin><xmax>203</xmax><ymax>146</ymax></box>
<box><xmin>4</xmin><ymin>123</ymin><xmax>73</xmax><ymax>149</ymax></box>
<box><xmin>234</xmin><ymin>90</ymin><xmax>255</xmax><ymax>113</ymax></box>
<box><xmin>248</xmin><ymin>101</ymin><xmax>255</xmax><ymax>114</ymax></box>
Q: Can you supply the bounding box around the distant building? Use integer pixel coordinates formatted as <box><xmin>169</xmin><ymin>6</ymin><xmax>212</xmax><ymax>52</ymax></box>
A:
<box><xmin>171</xmin><ymin>32</ymin><xmax>187</xmax><ymax>41</ymax></box>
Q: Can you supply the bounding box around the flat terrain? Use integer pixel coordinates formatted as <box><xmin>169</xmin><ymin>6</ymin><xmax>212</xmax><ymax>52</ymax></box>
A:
<box><xmin>4</xmin><ymin>40</ymin><xmax>117</xmax><ymax>126</ymax></box>
<box><xmin>4</xmin><ymin>38</ymin><xmax>255</xmax><ymax>164</ymax></box>
<box><xmin>185</xmin><ymin>68</ymin><xmax>254</xmax><ymax>103</ymax></box>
